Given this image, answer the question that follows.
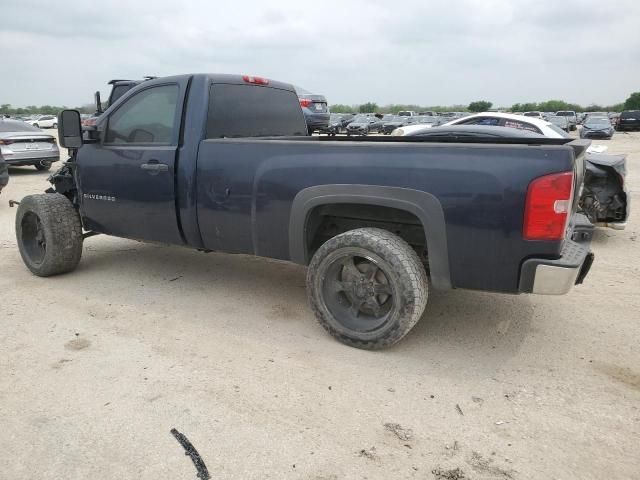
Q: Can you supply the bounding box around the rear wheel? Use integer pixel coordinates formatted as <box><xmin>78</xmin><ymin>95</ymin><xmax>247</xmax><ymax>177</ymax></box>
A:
<box><xmin>16</xmin><ymin>193</ymin><xmax>83</xmax><ymax>277</ymax></box>
<box><xmin>307</xmin><ymin>228</ymin><xmax>428</xmax><ymax>349</ymax></box>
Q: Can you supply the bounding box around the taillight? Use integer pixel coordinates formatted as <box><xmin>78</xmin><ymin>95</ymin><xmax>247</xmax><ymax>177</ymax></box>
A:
<box><xmin>299</xmin><ymin>98</ymin><xmax>313</xmax><ymax>108</ymax></box>
<box><xmin>242</xmin><ymin>75</ymin><xmax>269</xmax><ymax>85</ymax></box>
<box><xmin>82</xmin><ymin>118</ymin><xmax>97</xmax><ymax>127</ymax></box>
<box><xmin>523</xmin><ymin>171</ymin><xmax>574</xmax><ymax>241</ymax></box>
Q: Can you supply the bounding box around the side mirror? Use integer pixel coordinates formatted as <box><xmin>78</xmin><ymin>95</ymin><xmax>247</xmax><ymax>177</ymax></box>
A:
<box><xmin>57</xmin><ymin>110</ymin><xmax>83</xmax><ymax>149</ymax></box>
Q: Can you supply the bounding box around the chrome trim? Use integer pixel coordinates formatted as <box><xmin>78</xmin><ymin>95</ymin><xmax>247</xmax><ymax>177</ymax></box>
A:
<box><xmin>532</xmin><ymin>264</ymin><xmax>581</xmax><ymax>295</ymax></box>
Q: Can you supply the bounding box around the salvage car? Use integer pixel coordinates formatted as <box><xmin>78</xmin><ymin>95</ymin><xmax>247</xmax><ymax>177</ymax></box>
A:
<box><xmin>295</xmin><ymin>86</ymin><xmax>330</xmax><ymax>134</ymax></box>
<box><xmin>346</xmin><ymin>114</ymin><xmax>383</xmax><ymax>135</ymax></box>
<box><xmin>381</xmin><ymin>115</ymin><xmax>410</xmax><ymax>134</ymax></box>
<box><xmin>580</xmin><ymin>116</ymin><xmax>615</xmax><ymax>139</ymax></box>
<box><xmin>321</xmin><ymin>113</ymin><xmax>353</xmax><ymax>135</ymax></box>
<box><xmin>15</xmin><ymin>73</ymin><xmax>594</xmax><ymax>350</ymax></box>
<box><xmin>0</xmin><ymin>119</ymin><xmax>60</xmax><ymax>170</ymax></box>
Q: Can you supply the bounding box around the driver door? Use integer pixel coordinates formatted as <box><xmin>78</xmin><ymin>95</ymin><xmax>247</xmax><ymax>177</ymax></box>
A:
<box><xmin>76</xmin><ymin>80</ymin><xmax>187</xmax><ymax>244</ymax></box>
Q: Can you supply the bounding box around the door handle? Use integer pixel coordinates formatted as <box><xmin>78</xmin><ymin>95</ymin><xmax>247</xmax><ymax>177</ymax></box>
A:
<box><xmin>140</xmin><ymin>162</ymin><xmax>169</xmax><ymax>174</ymax></box>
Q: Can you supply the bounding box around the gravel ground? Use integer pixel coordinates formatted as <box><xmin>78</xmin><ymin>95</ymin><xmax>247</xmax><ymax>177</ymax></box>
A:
<box><xmin>1</xmin><ymin>130</ymin><xmax>639</xmax><ymax>479</ymax></box>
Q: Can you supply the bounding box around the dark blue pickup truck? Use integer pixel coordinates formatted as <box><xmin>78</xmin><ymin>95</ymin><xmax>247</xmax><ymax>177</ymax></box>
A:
<box><xmin>14</xmin><ymin>74</ymin><xmax>594</xmax><ymax>349</ymax></box>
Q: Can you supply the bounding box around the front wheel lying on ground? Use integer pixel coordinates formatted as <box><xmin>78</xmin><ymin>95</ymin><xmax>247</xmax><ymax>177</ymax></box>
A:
<box><xmin>307</xmin><ymin>228</ymin><xmax>428</xmax><ymax>349</ymax></box>
<box><xmin>16</xmin><ymin>193</ymin><xmax>83</xmax><ymax>277</ymax></box>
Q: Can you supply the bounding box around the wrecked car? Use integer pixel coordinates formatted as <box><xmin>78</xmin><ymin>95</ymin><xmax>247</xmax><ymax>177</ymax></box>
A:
<box><xmin>580</xmin><ymin>152</ymin><xmax>628</xmax><ymax>229</ymax></box>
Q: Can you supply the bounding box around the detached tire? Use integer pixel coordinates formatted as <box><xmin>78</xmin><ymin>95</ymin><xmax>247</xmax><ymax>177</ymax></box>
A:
<box><xmin>16</xmin><ymin>193</ymin><xmax>83</xmax><ymax>277</ymax></box>
<box><xmin>307</xmin><ymin>228</ymin><xmax>428</xmax><ymax>349</ymax></box>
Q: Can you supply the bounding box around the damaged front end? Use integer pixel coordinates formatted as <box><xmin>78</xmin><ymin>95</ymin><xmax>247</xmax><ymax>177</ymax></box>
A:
<box><xmin>579</xmin><ymin>152</ymin><xmax>629</xmax><ymax>229</ymax></box>
<box><xmin>46</xmin><ymin>157</ymin><xmax>78</xmax><ymax>204</ymax></box>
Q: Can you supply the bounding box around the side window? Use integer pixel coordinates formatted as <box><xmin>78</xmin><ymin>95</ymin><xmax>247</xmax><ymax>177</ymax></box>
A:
<box><xmin>503</xmin><ymin>119</ymin><xmax>542</xmax><ymax>134</ymax></box>
<box><xmin>105</xmin><ymin>85</ymin><xmax>179</xmax><ymax>144</ymax></box>
<box><xmin>460</xmin><ymin>117</ymin><xmax>501</xmax><ymax>126</ymax></box>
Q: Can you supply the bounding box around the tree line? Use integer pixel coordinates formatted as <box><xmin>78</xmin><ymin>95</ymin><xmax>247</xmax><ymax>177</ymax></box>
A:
<box><xmin>3</xmin><ymin>92</ymin><xmax>639</xmax><ymax>117</ymax></box>
<box><xmin>0</xmin><ymin>103</ymin><xmax>94</xmax><ymax>115</ymax></box>
<box><xmin>330</xmin><ymin>92</ymin><xmax>640</xmax><ymax>114</ymax></box>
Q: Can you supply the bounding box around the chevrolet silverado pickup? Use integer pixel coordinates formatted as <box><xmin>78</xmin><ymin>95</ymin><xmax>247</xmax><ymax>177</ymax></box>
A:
<box><xmin>14</xmin><ymin>74</ymin><xmax>594</xmax><ymax>349</ymax></box>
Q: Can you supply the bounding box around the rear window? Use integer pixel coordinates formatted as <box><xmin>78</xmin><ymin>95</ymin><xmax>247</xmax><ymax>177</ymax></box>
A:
<box><xmin>621</xmin><ymin>111</ymin><xmax>640</xmax><ymax>119</ymax></box>
<box><xmin>0</xmin><ymin>120</ymin><xmax>41</xmax><ymax>132</ymax></box>
<box><xmin>206</xmin><ymin>84</ymin><xmax>307</xmax><ymax>138</ymax></box>
<box><xmin>109</xmin><ymin>84</ymin><xmax>135</xmax><ymax>106</ymax></box>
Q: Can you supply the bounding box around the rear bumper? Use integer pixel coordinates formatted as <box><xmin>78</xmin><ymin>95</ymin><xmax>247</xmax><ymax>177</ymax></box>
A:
<box><xmin>519</xmin><ymin>238</ymin><xmax>594</xmax><ymax>295</ymax></box>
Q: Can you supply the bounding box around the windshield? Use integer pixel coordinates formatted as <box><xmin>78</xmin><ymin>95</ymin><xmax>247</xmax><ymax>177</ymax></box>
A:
<box><xmin>556</xmin><ymin>111</ymin><xmax>574</xmax><ymax>117</ymax></box>
<box><xmin>524</xmin><ymin>112</ymin><xmax>540</xmax><ymax>117</ymax></box>
<box><xmin>0</xmin><ymin>120</ymin><xmax>42</xmax><ymax>132</ymax></box>
<box><xmin>329</xmin><ymin>114</ymin><xmax>342</xmax><ymax>122</ymax></box>
<box><xmin>417</xmin><ymin>116</ymin><xmax>438</xmax><ymax>123</ymax></box>
<box><xmin>585</xmin><ymin>118</ymin><xmax>611</xmax><ymax>127</ymax></box>
<box><xmin>351</xmin><ymin>115</ymin><xmax>369</xmax><ymax>122</ymax></box>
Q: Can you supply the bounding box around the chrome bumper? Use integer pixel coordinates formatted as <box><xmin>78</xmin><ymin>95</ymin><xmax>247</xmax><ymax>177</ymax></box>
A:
<box><xmin>519</xmin><ymin>239</ymin><xmax>594</xmax><ymax>295</ymax></box>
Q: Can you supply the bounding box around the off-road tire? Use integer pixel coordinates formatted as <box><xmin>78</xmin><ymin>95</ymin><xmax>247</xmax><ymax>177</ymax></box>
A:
<box><xmin>16</xmin><ymin>193</ymin><xmax>83</xmax><ymax>277</ymax></box>
<box><xmin>307</xmin><ymin>228</ymin><xmax>428</xmax><ymax>349</ymax></box>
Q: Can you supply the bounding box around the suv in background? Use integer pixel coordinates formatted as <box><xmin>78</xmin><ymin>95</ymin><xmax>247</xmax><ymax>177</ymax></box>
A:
<box><xmin>294</xmin><ymin>86</ymin><xmax>329</xmax><ymax>134</ymax></box>
<box><xmin>555</xmin><ymin>111</ymin><xmax>578</xmax><ymax>131</ymax></box>
<box><xmin>397</xmin><ymin>111</ymin><xmax>416</xmax><ymax>116</ymax></box>
<box><xmin>617</xmin><ymin>110</ymin><xmax>640</xmax><ymax>131</ymax></box>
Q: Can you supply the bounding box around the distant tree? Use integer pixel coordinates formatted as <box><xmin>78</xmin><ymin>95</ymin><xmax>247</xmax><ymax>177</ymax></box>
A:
<box><xmin>537</xmin><ymin>100</ymin><xmax>571</xmax><ymax>112</ymax></box>
<box><xmin>329</xmin><ymin>104</ymin><xmax>355</xmax><ymax>113</ymax></box>
<box><xmin>624</xmin><ymin>92</ymin><xmax>640</xmax><ymax>110</ymax></box>
<box><xmin>468</xmin><ymin>100</ymin><xmax>492</xmax><ymax>112</ymax></box>
<box><xmin>359</xmin><ymin>102</ymin><xmax>379</xmax><ymax>113</ymax></box>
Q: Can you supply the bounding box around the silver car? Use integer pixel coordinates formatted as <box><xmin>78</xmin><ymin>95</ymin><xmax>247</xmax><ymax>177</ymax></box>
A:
<box><xmin>0</xmin><ymin>119</ymin><xmax>60</xmax><ymax>170</ymax></box>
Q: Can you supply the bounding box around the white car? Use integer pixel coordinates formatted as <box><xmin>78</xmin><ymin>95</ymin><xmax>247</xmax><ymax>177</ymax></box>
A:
<box><xmin>391</xmin><ymin>112</ymin><xmax>568</xmax><ymax>138</ymax></box>
<box><xmin>26</xmin><ymin>115</ymin><xmax>57</xmax><ymax>129</ymax></box>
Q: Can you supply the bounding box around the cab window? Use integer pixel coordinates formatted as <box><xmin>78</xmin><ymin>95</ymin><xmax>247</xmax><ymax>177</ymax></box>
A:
<box><xmin>105</xmin><ymin>85</ymin><xmax>179</xmax><ymax>144</ymax></box>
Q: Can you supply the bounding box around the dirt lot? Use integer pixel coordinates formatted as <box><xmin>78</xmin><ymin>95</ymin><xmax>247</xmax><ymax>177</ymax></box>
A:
<box><xmin>1</xmin><ymin>131</ymin><xmax>639</xmax><ymax>480</ymax></box>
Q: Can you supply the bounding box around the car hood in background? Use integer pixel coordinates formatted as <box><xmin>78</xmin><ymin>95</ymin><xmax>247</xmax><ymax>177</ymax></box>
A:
<box><xmin>586</xmin><ymin>152</ymin><xmax>627</xmax><ymax>178</ymax></box>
